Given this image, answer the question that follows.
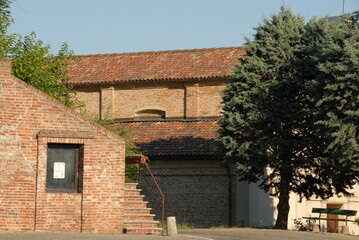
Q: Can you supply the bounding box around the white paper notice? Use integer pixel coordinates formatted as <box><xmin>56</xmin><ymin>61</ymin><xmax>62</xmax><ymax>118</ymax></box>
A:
<box><xmin>54</xmin><ymin>162</ymin><xmax>65</xmax><ymax>179</ymax></box>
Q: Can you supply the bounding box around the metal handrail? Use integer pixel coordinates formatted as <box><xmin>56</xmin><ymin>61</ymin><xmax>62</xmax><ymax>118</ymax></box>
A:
<box><xmin>125</xmin><ymin>156</ymin><xmax>165</xmax><ymax>228</ymax></box>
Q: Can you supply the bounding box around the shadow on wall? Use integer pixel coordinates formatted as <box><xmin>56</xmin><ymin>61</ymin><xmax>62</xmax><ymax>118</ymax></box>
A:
<box><xmin>136</xmin><ymin>136</ymin><xmax>223</xmax><ymax>157</ymax></box>
<box><xmin>248</xmin><ymin>183</ymin><xmax>277</xmax><ymax>227</ymax></box>
<box><xmin>135</xmin><ymin>137</ymin><xmax>233</xmax><ymax>228</ymax></box>
<box><xmin>236</xmin><ymin>181</ymin><xmax>277</xmax><ymax>228</ymax></box>
<box><xmin>137</xmin><ymin>136</ymin><xmax>276</xmax><ymax>228</ymax></box>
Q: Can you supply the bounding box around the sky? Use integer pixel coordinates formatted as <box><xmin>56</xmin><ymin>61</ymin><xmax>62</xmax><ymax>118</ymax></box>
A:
<box><xmin>8</xmin><ymin>0</ymin><xmax>359</xmax><ymax>55</ymax></box>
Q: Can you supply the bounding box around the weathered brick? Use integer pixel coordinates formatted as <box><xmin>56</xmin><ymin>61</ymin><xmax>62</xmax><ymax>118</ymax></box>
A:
<box><xmin>0</xmin><ymin>58</ymin><xmax>126</xmax><ymax>233</ymax></box>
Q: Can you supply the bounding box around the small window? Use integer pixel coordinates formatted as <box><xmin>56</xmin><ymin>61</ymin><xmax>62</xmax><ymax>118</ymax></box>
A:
<box><xmin>46</xmin><ymin>143</ymin><xmax>81</xmax><ymax>192</ymax></box>
<box><xmin>134</xmin><ymin>109</ymin><xmax>165</xmax><ymax>120</ymax></box>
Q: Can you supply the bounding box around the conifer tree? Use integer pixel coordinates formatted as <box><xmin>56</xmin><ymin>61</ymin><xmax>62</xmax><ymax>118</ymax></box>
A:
<box><xmin>220</xmin><ymin>7</ymin><xmax>359</xmax><ymax>229</ymax></box>
<box><xmin>306</xmin><ymin>11</ymin><xmax>359</xmax><ymax>195</ymax></box>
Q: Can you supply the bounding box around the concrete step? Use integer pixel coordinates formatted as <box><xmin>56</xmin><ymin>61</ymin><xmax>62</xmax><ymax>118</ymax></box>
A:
<box><xmin>124</xmin><ymin>220</ymin><xmax>160</xmax><ymax>224</ymax></box>
<box><xmin>123</xmin><ymin>182</ymin><xmax>161</xmax><ymax>235</ymax></box>
<box><xmin>124</xmin><ymin>189</ymin><xmax>142</xmax><ymax>195</ymax></box>
<box><xmin>124</xmin><ymin>207</ymin><xmax>152</xmax><ymax>214</ymax></box>
<box><xmin>124</xmin><ymin>183</ymin><xmax>139</xmax><ymax>190</ymax></box>
<box><xmin>124</xmin><ymin>195</ymin><xmax>145</xmax><ymax>201</ymax></box>
<box><xmin>124</xmin><ymin>220</ymin><xmax>160</xmax><ymax>228</ymax></box>
<box><xmin>125</xmin><ymin>195</ymin><xmax>145</xmax><ymax>198</ymax></box>
<box><xmin>124</xmin><ymin>213</ymin><xmax>156</xmax><ymax>221</ymax></box>
<box><xmin>124</xmin><ymin>201</ymin><xmax>149</xmax><ymax>208</ymax></box>
<box><xmin>123</xmin><ymin>227</ymin><xmax>163</xmax><ymax>235</ymax></box>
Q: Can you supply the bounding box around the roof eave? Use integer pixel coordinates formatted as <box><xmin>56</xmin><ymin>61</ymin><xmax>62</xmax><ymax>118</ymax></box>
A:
<box><xmin>68</xmin><ymin>76</ymin><xmax>231</xmax><ymax>86</ymax></box>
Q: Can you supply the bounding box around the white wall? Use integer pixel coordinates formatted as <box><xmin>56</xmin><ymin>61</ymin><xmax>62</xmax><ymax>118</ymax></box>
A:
<box><xmin>236</xmin><ymin>180</ymin><xmax>277</xmax><ymax>227</ymax></box>
<box><xmin>236</xmin><ymin>179</ymin><xmax>359</xmax><ymax>235</ymax></box>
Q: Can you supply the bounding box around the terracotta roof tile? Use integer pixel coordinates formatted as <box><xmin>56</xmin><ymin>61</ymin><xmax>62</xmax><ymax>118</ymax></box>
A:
<box><xmin>68</xmin><ymin>47</ymin><xmax>245</xmax><ymax>85</ymax></box>
<box><xmin>116</xmin><ymin>120</ymin><xmax>222</xmax><ymax>156</ymax></box>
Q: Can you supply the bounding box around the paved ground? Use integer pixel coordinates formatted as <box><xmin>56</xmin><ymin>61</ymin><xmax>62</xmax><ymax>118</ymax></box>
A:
<box><xmin>180</xmin><ymin>228</ymin><xmax>359</xmax><ymax>240</ymax></box>
<box><xmin>0</xmin><ymin>229</ymin><xmax>358</xmax><ymax>240</ymax></box>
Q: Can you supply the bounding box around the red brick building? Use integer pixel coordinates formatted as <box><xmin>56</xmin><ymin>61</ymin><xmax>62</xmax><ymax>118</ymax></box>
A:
<box><xmin>68</xmin><ymin>47</ymin><xmax>245</xmax><ymax>227</ymax></box>
<box><xmin>66</xmin><ymin>46</ymin><xmax>359</xmax><ymax>233</ymax></box>
<box><xmin>0</xmin><ymin>58</ymin><xmax>125</xmax><ymax>233</ymax></box>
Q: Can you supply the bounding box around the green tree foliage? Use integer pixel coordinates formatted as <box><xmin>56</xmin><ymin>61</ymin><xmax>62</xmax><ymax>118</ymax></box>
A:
<box><xmin>94</xmin><ymin>118</ymin><xmax>142</xmax><ymax>183</ymax></box>
<box><xmin>0</xmin><ymin>0</ymin><xmax>12</xmax><ymax>32</ymax></box>
<box><xmin>93</xmin><ymin>118</ymin><xmax>141</xmax><ymax>157</ymax></box>
<box><xmin>11</xmin><ymin>33</ymin><xmax>83</xmax><ymax>108</ymax></box>
<box><xmin>2</xmin><ymin>1</ymin><xmax>142</xmax><ymax>181</ymax></box>
<box><xmin>306</xmin><ymin>11</ymin><xmax>359</xmax><ymax>194</ymax></box>
<box><xmin>220</xmin><ymin>7</ymin><xmax>359</xmax><ymax>229</ymax></box>
<box><xmin>0</xmin><ymin>0</ymin><xmax>83</xmax><ymax>108</ymax></box>
<box><xmin>0</xmin><ymin>0</ymin><xmax>16</xmax><ymax>56</ymax></box>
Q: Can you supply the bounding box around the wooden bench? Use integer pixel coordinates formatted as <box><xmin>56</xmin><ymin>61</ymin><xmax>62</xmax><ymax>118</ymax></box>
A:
<box><xmin>303</xmin><ymin>208</ymin><xmax>357</xmax><ymax>232</ymax></box>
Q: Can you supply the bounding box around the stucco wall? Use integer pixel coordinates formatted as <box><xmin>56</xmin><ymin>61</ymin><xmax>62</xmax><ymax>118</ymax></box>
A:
<box><xmin>236</xmin><ymin>176</ymin><xmax>359</xmax><ymax>235</ymax></box>
<box><xmin>288</xmin><ymin>189</ymin><xmax>359</xmax><ymax>235</ymax></box>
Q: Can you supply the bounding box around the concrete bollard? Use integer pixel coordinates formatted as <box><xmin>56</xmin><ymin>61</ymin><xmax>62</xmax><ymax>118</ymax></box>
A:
<box><xmin>312</xmin><ymin>224</ymin><xmax>320</xmax><ymax>232</ymax></box>
<box><xmin>342</xmin><ymin>225</ymin><xmax>350</xmax><ymax>235</ymax></box>
<box><xmin>167</xmin><ymin>216</ymin><xmax>177</xmax><ymax>236</ymax></box>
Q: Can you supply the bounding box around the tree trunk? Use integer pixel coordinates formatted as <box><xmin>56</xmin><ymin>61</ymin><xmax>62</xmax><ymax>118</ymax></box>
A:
<box><xmin>275</xmin><ymin>170</ymin><xmax>291</xmax><ymax>229</ymax></box>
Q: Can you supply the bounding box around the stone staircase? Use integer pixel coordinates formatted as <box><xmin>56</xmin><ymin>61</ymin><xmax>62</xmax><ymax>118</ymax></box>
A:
<box><xmin>123</xmin><ymin>183</ymin><xmax>163</xmax><ymax>234</ymax></box>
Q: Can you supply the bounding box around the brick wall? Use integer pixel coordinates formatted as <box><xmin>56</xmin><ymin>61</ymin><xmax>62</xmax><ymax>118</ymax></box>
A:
<box><xmin>140</xmin><ymin>159</ymin><xmax>237</xmax><ymax>227</ymax></box>
<box><xmin>74</xmin><ymin>86</ymin><xmax>100</xmax><ymax>118</ymax></box>
<box><xmin>199</xmin><ymin>82</ymin><xmax>226</xmax><ymax>116</ymax></box>
<box><xmin>74</xmin><ymin>79</ymin><xmax>227</xmax><ymax>120</ymax></box>
<box><xmin>114</xmin><ymin>83</ymin><xmax>185</xmax><ymax>119</ymax></box>
<box><xmin>0</xmin><ymin>59</ymin><xmax>125</xmax><ymax>233</ymax></box>
<box><xmin>68</xmin><ymin>52</ymin><xmax>233</xmax><ymax>228</ymax></box>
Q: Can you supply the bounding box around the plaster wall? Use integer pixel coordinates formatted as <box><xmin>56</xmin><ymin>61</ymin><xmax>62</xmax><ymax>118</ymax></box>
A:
<box><xmin>236</xmin><ymin>178</ymin><xmax>359</xmax><ymax>235</ymax></box>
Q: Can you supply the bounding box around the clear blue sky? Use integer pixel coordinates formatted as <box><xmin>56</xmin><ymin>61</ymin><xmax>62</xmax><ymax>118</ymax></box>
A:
<box><xmin>8</xmin><ymin>0</ymin><xmax>359</xmax><ymax>55</ymax></box>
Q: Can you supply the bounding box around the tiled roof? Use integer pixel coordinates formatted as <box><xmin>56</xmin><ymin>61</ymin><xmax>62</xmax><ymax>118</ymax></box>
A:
<box><xmin>116</xmin><ymin>120</ymin><xmax>222</xmax><ymax>156</ymax></box>
<box><xmin>68</xmin><ymin>47</ymin><xmax>245</xmax><ymax>85</ymax></box>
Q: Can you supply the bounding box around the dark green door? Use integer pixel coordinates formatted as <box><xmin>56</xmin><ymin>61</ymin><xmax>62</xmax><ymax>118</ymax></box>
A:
<box><xmin>46</xmin><ymin>143</ymin><xmax>79</xmax><ymax>192</ymax></box>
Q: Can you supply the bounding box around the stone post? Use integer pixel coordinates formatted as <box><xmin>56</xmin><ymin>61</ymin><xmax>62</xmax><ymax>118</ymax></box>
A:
<box><xmin>342</xmin><ymin>225</ymin><xmax>350</xmax><ymax>235</ymax></box>
<box><xmin>167</xmin><ymin>216</ymin><xmax>177</xmax><ymax>236</ymax></box>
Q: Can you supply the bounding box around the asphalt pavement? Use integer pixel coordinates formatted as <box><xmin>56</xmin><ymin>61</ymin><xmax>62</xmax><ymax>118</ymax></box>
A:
<box><xmin>0</xmin><ymin>228</ymin><xmax>358</xmax><ymax>240</ymax></box>
<box><xmin>180</xmin><ymin>228</ymin><xmax>359</xmax><ymax>240</ymax></box>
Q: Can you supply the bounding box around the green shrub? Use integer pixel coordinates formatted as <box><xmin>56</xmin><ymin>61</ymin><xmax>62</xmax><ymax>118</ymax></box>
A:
<box><xmin>93</xmin><ymin>118</ymin><xmax>143</xmax><ymax>183</ymax></box>
<box><xmin>159</xmin><ymin>221</ymin><xmax>195</xmax><ymax>230</ymax></box>
<box><xmin>176</xmin><ymin>222</ymin><xmax>195</xmax><ymax>230</ymax></box>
